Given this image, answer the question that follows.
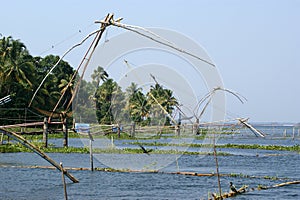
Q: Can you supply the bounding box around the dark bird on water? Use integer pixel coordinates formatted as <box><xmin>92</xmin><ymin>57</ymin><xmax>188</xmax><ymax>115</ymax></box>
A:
<box><xmin>230</xmin><ymin>182</ymin><xmax>240</xmax><ymax>194</ymax></box>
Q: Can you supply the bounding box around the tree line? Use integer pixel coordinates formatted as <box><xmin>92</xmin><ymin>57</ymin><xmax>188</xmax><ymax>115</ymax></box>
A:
<box><xmin>0</xmin><ymin>36</ymin><xmax>179</xmax><ymax>126</ymax></box>
<box><xmin>0</xmin><ymin>36</ymin><xmax>75</xmax><ymax>125</ymax></box>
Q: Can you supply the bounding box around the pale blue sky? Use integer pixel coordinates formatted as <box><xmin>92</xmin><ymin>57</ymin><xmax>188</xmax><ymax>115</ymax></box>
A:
<box><xmin>1</xmin><ymin>0</ymin><xmax>299</xmax><ymax>123</ymax></box>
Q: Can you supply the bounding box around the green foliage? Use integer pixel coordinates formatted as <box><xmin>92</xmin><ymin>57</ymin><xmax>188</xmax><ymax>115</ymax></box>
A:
<box><xmin>0</xmin><ymin>36</ymin><xmax>180</xmax><ymax>129</ymax></box>
<box><xmin>0</xmin><ymin>36</ymin><xmax>76</xmax><ymax>125</ymax></box>
<box><xmin>223</xmin><ymin>143</ymin><xmax>300</xmax><ymax>152</ymax></box>
<box><xmin>147</xmin><ymin>83</ymin><xmax>178</xmax><ymax>126</ymax></box>
<box><xmin>126</xmin><ymin>83</ymin><xmax>150</xmax><ymax>124</ymax></box>
<box><xmin>94</xmin><ymin>79</ymin><xmax>117</xmax><ymax>124</ymax></box>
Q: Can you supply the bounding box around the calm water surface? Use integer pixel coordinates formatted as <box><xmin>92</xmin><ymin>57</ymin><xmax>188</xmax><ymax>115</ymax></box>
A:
<box><xmin>0</xmin><ymin>127</ymin><xmax>299</xmax><ymax>199</ymax></box>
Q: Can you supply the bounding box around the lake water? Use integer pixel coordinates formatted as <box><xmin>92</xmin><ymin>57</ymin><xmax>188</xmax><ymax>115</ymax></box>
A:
<box><xmin>1</xmin><ymin>126</ymin><xmax>300</xmax><ymax>199</ymax></box>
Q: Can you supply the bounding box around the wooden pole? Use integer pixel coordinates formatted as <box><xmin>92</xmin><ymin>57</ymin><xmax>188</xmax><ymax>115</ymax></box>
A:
<box><xmin>43</xmin><ymin>117</ymin><xmax>48</xmax><ymax>148</ymax></box>
<box><xmin>131</xmin><ymin>122</ymin><xmax>136</xmax><ymax>137</ymax></box>
<box><xmin>60</xmin><ymin>162</ymin><xmax>68</xmax><ymax>200</ymax></box>
<box><xmin>0</xmin><ymin>128</ymin><xmax>79</xmax><ymax>183</ymax></box>
<box><xmin>88</xmin><ymin>132</ymin><xmax>94</xmax><ymax>171</ymax></box>
<box><xmin>117</xmin><ymin>124</ymin><xmax>121</xmax><ymax>138</ymax></box>
<box><xmin>213</xmin><ymin>133</ymin><xmax>222</xmax><ymax>199</ymax></box>
<box><xmin>0</xmin><ymin>132</ymin><xmax>3</xmax><ymax>145</ymax></box>
<box><xmin>292</xmin><ymin>127</ymin><xmax>295</xmax><ymax>140</ymax></box>
<box><xmin>193</xmin><ymin>119</ymin><xmax>199</xmax><ymax>135</ymax></box>
<box><xmin>111</xmin><ymin>136</ymin><xmax>114</xmax><ymax>148</ymax></box>
<box><xmin>90</xmin><ymin>139</ymin><xmax>94</xmax><ymax>171</ymax></box>
<box><xmin>175</xmin><ymin>124</ymin><xmax>180</xmax><ymax>136</ymax></box>
<box><xmin>63</xmin><ymin>117</ymin><xmax>68</xmax><ymax>147</ymax></box>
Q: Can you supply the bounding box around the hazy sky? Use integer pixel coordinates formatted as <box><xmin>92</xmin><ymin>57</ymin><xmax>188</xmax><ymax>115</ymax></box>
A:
<box><xmin>1</xmin><ymin>0</ymin><xmax>299</xmax><ymax>123</ymax></box>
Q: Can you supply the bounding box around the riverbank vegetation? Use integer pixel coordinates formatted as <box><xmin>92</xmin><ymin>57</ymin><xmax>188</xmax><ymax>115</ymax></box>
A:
<box><xmin>127</xmin><ymin>141</ymin><xmax>300</xmax><ymax>152</ymax></box>
<box><xmin>1</xmin><ymin>136</ymin><xmax>299</xmax><ymax>154</ymax></box>
<box><xmin>1</xmin><ymin>36</ymin><xmax>181</xmax><ymax>132</ymax></box>
<box><xmin>0</xmin><ymin>142</ymin><xmax>232</xmax><ymax>155</ymax></box>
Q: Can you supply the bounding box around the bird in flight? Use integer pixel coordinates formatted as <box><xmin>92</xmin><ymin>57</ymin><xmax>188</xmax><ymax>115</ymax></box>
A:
<box><xmin>137</xmin><ymin>143</ymin><xmax>152</xmax><ymax>155</ymax></box>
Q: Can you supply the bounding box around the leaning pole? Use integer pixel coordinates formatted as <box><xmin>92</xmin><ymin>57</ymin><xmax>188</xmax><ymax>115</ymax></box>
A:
<box><xmin>0</xmin><ymin>128</ymin><xmax>79</xmax><ymax>183</ymax></box>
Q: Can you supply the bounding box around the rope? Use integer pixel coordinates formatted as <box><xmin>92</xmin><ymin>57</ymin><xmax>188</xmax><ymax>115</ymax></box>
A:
<box><xmin>28</xmin><ymin>29</ymin><xmax>101</xmax><ymax>108</ymax></box>
<box><xmin>39</xmin><ymin>22</ymin><xmax>95</xmax><ymax>55</ymax></box>
<box><xmin>109</xmin><ymin>22</ymin><xmax>216</xmax><ymax>67</ymax></box>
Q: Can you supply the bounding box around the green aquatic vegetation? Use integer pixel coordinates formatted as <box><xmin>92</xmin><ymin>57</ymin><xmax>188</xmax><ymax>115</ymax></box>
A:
<box><xmin>127</xmin><ymin>142</ymin><xmax>300</xmax><ymax>152</ymax></box>
<box><xmin>0</xmin><ymin>143</ymin><xmax>90</xmax><ymax>153</ymax></box>
<box><xmin>228</xmin><ymin>173</ymin><xmax>250</xmax><ymax>178</ymax></box>
<box><xmin>257</xmin><ymin>184</ymin><xmax>268</xmax><ymax>190</ymax></box>
<box><xmin>91</xmin><ymin>147</ymin><xmax>230</xmax><ymax>155</ymax></box>
<box><xmin>24</xmin><ymin>132</ymin><xmax>80</xmax><ymax>139</ymax></box>
<box><xmin>263</xmin><ymin>175</ymin><xmax>280</xmax><ymax>180</ymax></box>
<box><xmin>44</xmin><ymin>146</ymin><xmax>90</xmax><ymax>153</ymax></box>
<box><xmin>222</xmin><ymin>143</ymin><xmax>300</xmax><ymax>152</ymax></box>
<box><xmin>127</xmin><ymin>141</ymin><xmax>213</xmax><ymax>148</ymax></box>
<box><xmin>0</xmin><ymin>142</ymin><xmax>231</xmax><ymax>155</ymax></box>
<box><xmin>0</xmin><ymin>144</ymin><xmax>23</xmax><ymax>153</ymax></box>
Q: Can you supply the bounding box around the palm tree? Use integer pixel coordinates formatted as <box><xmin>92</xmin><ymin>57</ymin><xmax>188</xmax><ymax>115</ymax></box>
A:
<box><xmin>161</xmin><ymin>89</ymin><xmax>178</xmax><ymax>125</ymax></box>
<box><xmin>94</xmin><ymin>78</ymin><xmax>116</xmax><ymax>124</ymax></box>
<box><xmin>58</xmin><ymin>73</ymin><xmax>75</xmax><ymax>109</ymax></box>
<box><xmin>91</xmin><ymin>66</ymin><xmax>108</xmax><ymax>88</ymax></box>
<box><xmin>0</xmin><ymin>36</ymin><xmax>12</xmax><ymax>65</ymax></box>
<box><xmin>147</xmin><ymin>83</ymin><xmax>178</xmax><ymax>125</ymax></box>
<box><xmin>3</xmin><ymin>38</ymin><xmax>34</xmax><ymax>89</ymax></box>
<box><xmin>125</xmin><ymin>83</ymin><xmax>150</xmax><ymax>124</ymax></box>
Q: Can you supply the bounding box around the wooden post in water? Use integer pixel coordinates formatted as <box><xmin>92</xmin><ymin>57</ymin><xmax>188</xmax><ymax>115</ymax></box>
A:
<box><xmin>60</xmin><ymin>162</ymin><xmax>68</xmax><ymax>200</ymax></box>
<box><xmin>43</xmin><ymin>117</ymin><xmax>48</xmax><ymax>148</ymax></box>
<box><xmin>193</xmin><ymin>119</ymin><xmax>199</xmax><ymax>135</ymax></box>
<box><xmin>292</xmin><ymin>127</ymin><xmax>295</xmax><ymax>140</ymax></box>
<box><xmin>283</xmin><ymin>129</ymin><xmax>287</xmax><ymax>137</ymax></box>
<box><xmin>63</xmin><ymin>117</ymin><xmax>68</xmax><ymax>147</ymax></box>
<box><xmin>131</xmin><ymin>122</ymin><xmax>136</xmax><ymax>137</ymax></box>
<box><xmin>0</xmin><ymin>132</ymin><xmax>3</xmax><ymax>145</ymax></box>
<box><xmin>117</xmin><ymin>124</ymin><xmax>121</xmax><ymax>138</ymax></box>
<box><xmin>213</xmin><ymin>133</ymin><xmax>222</xmax><ymax>198</ymax></box>
<box><xmin>87</xmin><ymin>132</ymin><xmax>94</xmax><ymax>171</ymax></box>
<box><xmin>175</xmin><ymin>124</ymin><xmax>180</xmax><ymax>136</ymax></box>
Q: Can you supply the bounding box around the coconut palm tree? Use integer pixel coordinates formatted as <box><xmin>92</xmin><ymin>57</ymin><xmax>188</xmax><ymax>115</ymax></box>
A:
<box><xmin>3</xmin><ymin>38</ymin><xmax>34</xmax><ymax>88</ymax></box>
<box><xmin>91</xmin><ymin>66</ymin><xmax>108</xmax><ymax>88</ymax></box>
<box><xmin>94</xmin><ymin>78</ymin><xmax>116</xmax><ymax>124</ymax></box>
<box><xmin>126</xmin><ymin>83</ymin><xmax>150</xmax><ymax>124</ymax></box>
<box><xmin>147</xmin><ymin>83</ymin><xmax>178</xmax><ymax>125</ymax></box>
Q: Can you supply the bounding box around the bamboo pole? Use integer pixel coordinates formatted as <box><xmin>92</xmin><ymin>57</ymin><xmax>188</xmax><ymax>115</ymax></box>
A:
<box><xmin>87</xmin><ymin>132</ymin><xmax>94</xmax><ymax>171</ymax></box>
<box><xmin>0</xmin><ymin>132</ymin><xmax>3</xmax><ymax>145</ymax></box>
<box><xmin>117</xmin><ymin>124</ymin><xmax>121</xmax><ymax>138</ymax></box>
<box><xmin>60</xmin><ymin>162</ymin><xmax>68</xmax><ymax>200</ymax></box>
<box><xmin>213</xmin><ymin>133</ymin><xmax>222</xmax><ymax>199</ymax></box>
<box><xmin>131</xmin><ymin>122</ymin><xmax>136</xmax><ymax>137</ymax></box>
<box><xmin>90</xmin><ymin>139</ymin><xmax>94</xmax><ymax>171</ymax></box>
<box><xmin>0</xmin><ymin>128</ymin><xmax>79</xmax><ymax>183</ymax></box>
<box><xmin>43</xmin><ymin>117</ymin><xmax>48</xmax><ymax>148</ymax></box>
<box><xmin>63</xmin><ymin>117</ymin><xmax>68</xmax><ymax>147</ymax></box>
<box><xmin>45</xmin><ymin>13</ymin><xmax>114</xmax><ymax>123</ymax></box>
